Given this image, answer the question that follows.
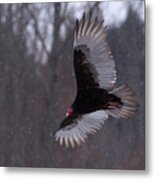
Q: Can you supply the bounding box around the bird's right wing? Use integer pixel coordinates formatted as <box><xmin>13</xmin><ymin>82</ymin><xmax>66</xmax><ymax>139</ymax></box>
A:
<box><xmin>74</xmin><ymin>13</ymin><xmax>116</xmax><ymax>90</ymax></box>
<box><xmin>55</xmin><ymin>110</ymin><xmax>108</xmax><ymax>148</ymax></box>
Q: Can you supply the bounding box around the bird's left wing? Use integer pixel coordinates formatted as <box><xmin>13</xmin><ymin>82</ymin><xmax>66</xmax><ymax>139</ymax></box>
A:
<box><xmin>55</xmin><ymin>110</ymin><xmax>108</xmax><ymax>148</ymax></box>
<box><xmin>74</xmin><ymin>13</ymin><xmax>116</xmax><ymax>90</ymax></box>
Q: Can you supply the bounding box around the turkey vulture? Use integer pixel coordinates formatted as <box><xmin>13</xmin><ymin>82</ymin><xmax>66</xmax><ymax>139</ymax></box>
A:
<box><xmin>54</xmin><ymin>12</ymin><xmax>138</xmax><ymax>148</ymax></box>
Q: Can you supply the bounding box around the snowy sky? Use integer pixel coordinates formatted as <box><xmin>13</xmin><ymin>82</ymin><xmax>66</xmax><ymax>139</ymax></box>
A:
<box><xmin>69</xmin><ymin>1</ymin><xmax>144</xmax><ymax>27</ymax></box>
<box><xmin>0</xmin><ymin>0</ymin><xmax>144</xmax><ymax>63</ymax></box>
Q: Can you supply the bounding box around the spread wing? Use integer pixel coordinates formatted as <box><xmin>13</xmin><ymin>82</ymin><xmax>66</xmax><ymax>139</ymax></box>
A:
<box><xmin>74</xmin><ymin>13</ymin><xmax>116</xmax><ymax>90</ymax></box>
<box><xmin>55</xmin><ymin>110</ymin><xmax>109</xmax><ymax>148</ymax></box>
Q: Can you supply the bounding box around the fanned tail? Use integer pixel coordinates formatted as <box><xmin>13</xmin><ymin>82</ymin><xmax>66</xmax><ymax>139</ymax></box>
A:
<box><xmin>107</xmin><ymin>85</ymin><xmax>139</xmax><ymax>118</ymax></box>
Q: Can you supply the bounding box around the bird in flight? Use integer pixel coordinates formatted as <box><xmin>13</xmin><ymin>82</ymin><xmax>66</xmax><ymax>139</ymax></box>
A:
<box><xmin>54</xmin><ymin>12</ymin><xmax>138</xmax><ymax>148</ymax></box>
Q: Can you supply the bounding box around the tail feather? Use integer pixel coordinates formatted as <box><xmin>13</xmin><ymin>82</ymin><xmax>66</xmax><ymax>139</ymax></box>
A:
<box><xmin>107</xmin><ymin>85</ymin><xmax>139</xmax><ymax>119</ymax></box>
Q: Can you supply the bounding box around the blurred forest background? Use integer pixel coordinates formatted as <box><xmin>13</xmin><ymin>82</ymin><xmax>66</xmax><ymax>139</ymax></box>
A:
<box><xmin>0</xmin><ymin>1</ymin><xmax>145</xmax><ymax>169</ymax></box>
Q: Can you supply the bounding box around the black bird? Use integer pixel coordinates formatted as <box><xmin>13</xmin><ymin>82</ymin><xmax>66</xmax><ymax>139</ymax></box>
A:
<box><xmin>54</xmin><ymin>12</ymin><xmax>138</xmax><ymax>148</ymax></box>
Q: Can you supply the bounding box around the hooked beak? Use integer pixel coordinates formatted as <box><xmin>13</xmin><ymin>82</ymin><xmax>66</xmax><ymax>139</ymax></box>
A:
<box><xmin>66</xmin><ymin>112</ymin><xmax>70</xmax><ymax>117</ymax></box>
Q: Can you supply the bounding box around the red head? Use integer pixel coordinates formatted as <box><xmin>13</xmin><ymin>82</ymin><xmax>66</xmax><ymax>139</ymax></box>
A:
<box><xmin>66</xmin><ymin>107</ymin><xmax>73</xmax><ymax>117</ymax></box>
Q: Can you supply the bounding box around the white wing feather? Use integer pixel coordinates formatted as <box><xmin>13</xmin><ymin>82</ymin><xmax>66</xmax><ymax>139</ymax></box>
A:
<box><xmin>74</xmin><ymin>13</ymin><xmax>116</xmax><ymax>90</ymax></box>
<box><xmin>55</xmin><ymin>110</ymin><xmax>109</xmax><ymax>148</ymax></box>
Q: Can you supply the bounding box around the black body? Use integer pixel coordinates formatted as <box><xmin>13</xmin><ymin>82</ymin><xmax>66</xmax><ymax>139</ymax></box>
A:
<box><xmin>59</xmin><ymin>44</ymin><xmax>123</xmax><ymax>129</ymax></box>
<box><xmin>60</xmin><ymin>88</ymin><xmax>123</xmax><ymax>129</ymax></box>
<box><xmin>72</xmin><ymin>88</ymin><xmax>122</xmax><ymax>114</ymax></box>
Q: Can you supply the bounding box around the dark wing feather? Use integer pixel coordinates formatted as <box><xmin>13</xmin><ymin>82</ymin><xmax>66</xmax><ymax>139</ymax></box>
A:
<box><xmin>74</xmin><ymin>45</ymin><xmax>99</xmax><ymax>89</ymax></box>
<box><xmin>74</xmin><ymin>13</ymin><xmax>116</xmax><ymax>90</ymax></box>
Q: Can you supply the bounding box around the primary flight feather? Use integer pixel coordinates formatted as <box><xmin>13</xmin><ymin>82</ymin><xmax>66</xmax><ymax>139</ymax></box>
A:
<box><xmin>54</xmin><ymin>12</ymin><xmax>138</xmax><ymax>148</ymax></box>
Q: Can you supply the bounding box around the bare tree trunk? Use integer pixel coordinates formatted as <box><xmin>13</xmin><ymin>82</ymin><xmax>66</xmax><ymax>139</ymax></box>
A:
<box><xmin>42</xmin><ymin>3</ymin><xmax>62</xmax><ymax>166</ymax></box>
